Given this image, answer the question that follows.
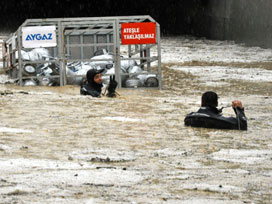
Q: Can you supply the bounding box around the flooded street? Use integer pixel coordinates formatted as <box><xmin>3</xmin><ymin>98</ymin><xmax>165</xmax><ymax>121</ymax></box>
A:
<box><xmin>0</xmin><ymin>36</ymin><xmax>272</xmax><ymax>203</ymax></box>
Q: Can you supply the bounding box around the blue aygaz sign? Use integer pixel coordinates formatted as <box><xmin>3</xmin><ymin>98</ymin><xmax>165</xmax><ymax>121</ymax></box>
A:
<box><xmin>25</xmin><ymin>33</ymin><xmax>53</xmax><ymax>41</ymax></box>
<box><xmin>22</xmin><ymin>26</ymin><xmax>57</xmax><ymax>48</ymax></box>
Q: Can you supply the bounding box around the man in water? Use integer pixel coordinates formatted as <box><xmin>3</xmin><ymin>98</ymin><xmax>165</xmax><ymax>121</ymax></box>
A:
<box><xmin>184</xmin><ymin>91</ymin><xmax>247</xmax><ymax>130</ymax></box>
<box><xmin>80</xmin><ymin>68</ymin><xmax>117</xmax><ymax>97</ymax></box>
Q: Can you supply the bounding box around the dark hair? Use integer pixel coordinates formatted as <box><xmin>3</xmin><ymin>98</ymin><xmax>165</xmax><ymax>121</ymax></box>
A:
<box><xmin>201</xmin><ymin>91</ymin><xmax>218</xmax><ymax>107</ymax></box>
<box><xmin>86</xmin><ymin>68</ymin><xmax>105</xmax><ymax>84</ymax></box>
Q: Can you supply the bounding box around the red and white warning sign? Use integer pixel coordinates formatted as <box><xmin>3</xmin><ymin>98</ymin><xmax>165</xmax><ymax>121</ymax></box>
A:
<box><xmin>121</xmin><ymin>22</ymin><xmax>156</xmax><ymax>45</ymax></box>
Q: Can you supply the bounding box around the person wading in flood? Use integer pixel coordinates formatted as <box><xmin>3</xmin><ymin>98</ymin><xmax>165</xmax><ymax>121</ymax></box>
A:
<box><xmin>80</xmin><ymin>68</ymin><xmax>118</xmax><ymax>97</ymax></box>
<box><xmin>184</xmin><ymin>91</ymin><xmax>247</xmax><ymax>130</ymax></box>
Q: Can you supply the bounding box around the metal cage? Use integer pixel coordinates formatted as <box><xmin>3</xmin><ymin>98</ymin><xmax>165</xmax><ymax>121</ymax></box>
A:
<box><xmin>2</xmin><ymin>16</ymin><xmax>162</xmax><ymax>88</ymax></box>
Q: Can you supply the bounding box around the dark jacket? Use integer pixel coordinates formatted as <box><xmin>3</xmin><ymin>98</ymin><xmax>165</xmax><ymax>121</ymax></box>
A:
<box><xmin>184</xmin><ymin>106</ymin><xmax>247</xmax><ymax>130</ymax></box>
<box><xmin>80</xmin><ymin>69</ymin><xmax>103</xmax><ymax>97</ymax></box>
<box><xmin>80</xmin><ymin>83</ymin><xmax>102</xmax><ymax>97</ymax></box>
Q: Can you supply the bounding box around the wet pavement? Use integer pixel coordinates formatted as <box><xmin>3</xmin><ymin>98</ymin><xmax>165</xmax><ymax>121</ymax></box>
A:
<box><xmin>0</xmin><ymin>37</ymin><xmax>272</xmax><ymax>203</ymax></box>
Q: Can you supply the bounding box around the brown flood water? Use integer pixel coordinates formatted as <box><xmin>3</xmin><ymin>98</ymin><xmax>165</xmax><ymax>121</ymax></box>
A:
<box><xmin>0</xmin><ymin>58</ymin><xmax>272</xmax><ymax>203</ymax></box>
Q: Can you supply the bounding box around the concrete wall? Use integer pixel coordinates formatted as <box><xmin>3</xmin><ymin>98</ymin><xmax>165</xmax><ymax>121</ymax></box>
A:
<box><xmin>197</xmin><ymin>0</ymin><xmax>272</xmax><ymax>48</ymax></box>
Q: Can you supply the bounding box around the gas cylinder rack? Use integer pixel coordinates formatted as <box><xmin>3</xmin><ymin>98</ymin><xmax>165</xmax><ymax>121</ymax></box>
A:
<box><xmin>2</xmin><ymin>16</ymin><xmax>161</xmax><ymax>88</ymax></box>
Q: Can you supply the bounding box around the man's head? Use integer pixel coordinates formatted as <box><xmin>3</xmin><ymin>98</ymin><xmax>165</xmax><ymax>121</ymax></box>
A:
<box><xmin>86</xmin><ymin>68</ymin><xmax>105</xmax><ymax>85</ymax></box>
<box><xmin>201</xmin><ymin>91</ymin><xmax>218</xmax><ymax>107</ymax></box>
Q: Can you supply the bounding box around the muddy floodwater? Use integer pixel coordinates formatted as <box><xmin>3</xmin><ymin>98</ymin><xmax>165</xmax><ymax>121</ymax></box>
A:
<box><xmin>0</xmin><ymin>37</ymin><xmax>272</xmax><ymax>203</ymax></box>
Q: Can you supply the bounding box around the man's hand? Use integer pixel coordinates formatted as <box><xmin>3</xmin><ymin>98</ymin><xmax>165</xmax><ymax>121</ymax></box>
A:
<box><xmin>107</xmin><ymin>75</ymin><xmax>118</xmax><ymax>97</ymax></box>
<box><xmin>232</xmin><ymin>100</ymin><xmax>243</xmax><ymax>109</ymax></box>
